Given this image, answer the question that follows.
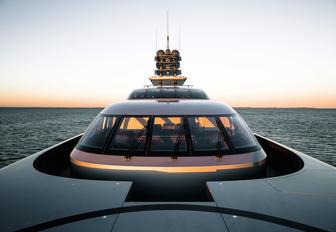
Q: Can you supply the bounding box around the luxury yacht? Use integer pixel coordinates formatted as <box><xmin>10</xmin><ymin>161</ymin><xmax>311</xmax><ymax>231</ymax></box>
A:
<box><xmin>0</xmin><ymin>40</ymin><xmax>335</xmax><ymax>232</ymax></box>
<box><xmin>70</xmin><ymin>47</ymin><xmax>267</xmax><ymax>201</ymax></box>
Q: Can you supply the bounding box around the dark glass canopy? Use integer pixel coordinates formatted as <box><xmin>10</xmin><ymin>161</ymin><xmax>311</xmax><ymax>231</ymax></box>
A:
<box><xmin>77</xmin><ymin>114</ymin><xmax>260</xmax><ymax>156</ymax></box>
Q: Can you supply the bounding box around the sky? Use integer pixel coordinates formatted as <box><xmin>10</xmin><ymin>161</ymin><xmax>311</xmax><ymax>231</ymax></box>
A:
<box><xmin>0</xmin><ymin>0</ymin><xmax>335</xmax><ymax>108</ymax></box>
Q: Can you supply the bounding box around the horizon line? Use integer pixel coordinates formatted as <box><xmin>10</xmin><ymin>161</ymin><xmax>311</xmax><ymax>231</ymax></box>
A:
<box><xmin>1</xmin><ymin>106</ymin><xmax>335</xmax><ymax>110</ymax></box>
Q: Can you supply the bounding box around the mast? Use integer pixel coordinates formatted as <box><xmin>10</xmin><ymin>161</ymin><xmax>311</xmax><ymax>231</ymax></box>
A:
<box><xmin>166</xmin><ymin>11</ymin><xmax>169</xmax><ymax>50</ymax></box>
<box><xmin>149</xmin><ymin>13</ymin><xmax>187</xmax><ymax>86</ymax></box>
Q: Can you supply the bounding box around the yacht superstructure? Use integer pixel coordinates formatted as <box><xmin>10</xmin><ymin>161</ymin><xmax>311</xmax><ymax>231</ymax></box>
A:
<box><xmin>69</xmin><ymin>40</ymin><xmax>268</xmax><ymax>200</ymax></box>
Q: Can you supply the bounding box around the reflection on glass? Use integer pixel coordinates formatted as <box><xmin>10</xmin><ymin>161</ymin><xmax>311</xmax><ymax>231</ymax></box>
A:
<box><xmin>109</xmin><ymin>117</ymin><xmax>149</xmax><ymax>152</ymax></box>
<box><xmin>188</xmin><ymin>116</ymin><xmax>229</xmax><ymax>153</ymax></box>
<box><xmin>79</xmin><ymin>114</ymin><xmax>260</xmax><ymax>155</ymax></box>
<box><xmin>79</xmin><ymin>116</ymin><xmax>117</xmax><ymax>149</ymax></box>
<box><xmin>150</xmin><ymin>117</ymin><xmax>187</xmax><ymax>154</ymax></box>
<box><xmin>219</xmin><ymin>116</ymin><xmax>257</xmax><ymax>149</ymax></box>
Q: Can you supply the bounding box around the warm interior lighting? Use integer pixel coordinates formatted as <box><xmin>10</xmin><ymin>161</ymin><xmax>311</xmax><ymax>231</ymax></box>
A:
<box><xmin>71</xmin><ymin>157</ymin><xmax>264</xmax><ymax>173</ymax></box>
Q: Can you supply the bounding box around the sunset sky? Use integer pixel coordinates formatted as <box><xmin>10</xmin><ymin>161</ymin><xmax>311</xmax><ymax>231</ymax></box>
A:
<box><xmin>0</xmin><ymin>0</ymin><xmax>335</xmax><ymax>108</ymax></box>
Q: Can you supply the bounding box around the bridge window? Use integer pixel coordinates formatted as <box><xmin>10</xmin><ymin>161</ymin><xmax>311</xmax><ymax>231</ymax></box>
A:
<box><xmin>77</xmin><ymin>114</ymin><xmax>260</xmax><ymax>156</ymax></box>
<box><xmin>79</xmin><ymin>116</ymin><xmax>117</xmax><ymax>150</ymax></box>
<box><xmin>109</xmin><ymin>117</ymin><xmax>149</xmax><ymax>153</ymax></box>
<box><xmin>219</xmin><ymin>116</ymin><xmax>258</xmax><ymax>149</ymax></box>
<box><xmin>188</xmin><ymin>116</ymin><xmax>229</xmax><ymax>154</ymax></box>
<box><xmin>150</xmin><ymin>116</ymin><xmax>187</xmax><ymax>155</ymax></box>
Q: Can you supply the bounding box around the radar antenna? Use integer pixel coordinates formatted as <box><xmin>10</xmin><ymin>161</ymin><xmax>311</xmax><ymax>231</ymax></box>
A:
<box><xmin>155</xmin><ymin>27</ymin><xmax>158</xmax><ymax>51</ymax></box>
<box><xmin>167</xmin><ymin>11</ymin><xmax>170</xmax><ymax>50</ymax></box>
<box><xmin>150</xmin><ymin>13</ymin><xmax>187</xmax><ymax>86</ymax></box>
<box><xmin>179</xmin><ymin>28</ymin><xmax>181</xmax><ymax>51</ymax></box>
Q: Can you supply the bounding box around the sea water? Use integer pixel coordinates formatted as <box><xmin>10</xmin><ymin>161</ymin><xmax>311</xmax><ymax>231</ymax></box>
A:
<box><xmin>0</xmin><ymin>108</ymin><xmax>335</xmax><ymax>168</ymax></box>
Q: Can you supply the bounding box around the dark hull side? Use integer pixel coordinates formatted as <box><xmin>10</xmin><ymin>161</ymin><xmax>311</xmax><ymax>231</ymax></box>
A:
<box><xmin>71</xmin><ymin>162</ymin><xmax>266</xmax><ymax>201</ymax></box>
<box><xmin>0</xmin><ymin>134</ymin><xmax>335</xmax><ymax>232</ymax></box>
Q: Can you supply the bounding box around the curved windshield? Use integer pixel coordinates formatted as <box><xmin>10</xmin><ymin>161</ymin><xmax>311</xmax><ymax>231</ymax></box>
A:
<box><xmin>77</xmin><ymin>114</ymin><xmax>260</xmax><ymax>156</ymax></box>
<box><xmin>78</xmin><ymin>116</ymin><xmax>117</xmax><ymax>150</ymax></box>
<box><xmin>219</xmin><ymin>116</ymin><xmax>258</xmax><ymax>149</ymax></box>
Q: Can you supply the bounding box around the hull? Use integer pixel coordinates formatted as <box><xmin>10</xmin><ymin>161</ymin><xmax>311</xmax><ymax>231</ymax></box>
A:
<box><xmin>0</xmin><ymin>134</ymin><xmax>335</xmax><ymax>232</ymax></box>
<box><xmin>70</xmin><ymin>148</ymin><xmax>267</xmax><ymax>201</ymax></box>
<box><xmin>71</xmin><ymin>161</ymin><xmax>266</xmax><ymax>201</ymax></box>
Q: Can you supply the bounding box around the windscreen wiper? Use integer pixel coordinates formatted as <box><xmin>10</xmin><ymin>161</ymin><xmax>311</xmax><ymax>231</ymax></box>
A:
<box><xmin>171</xmin><ymin>126</ymin><xmax>185</xmax><ymax>160</ymax></box>
<box><xmin>125</xmin><ymin>127</ymin><xmax>147</xmax><ymax>160</ymax></box>
<box><xmin>216</xmin><ymin>132</ymin><xmax>225</xmax><ymax>159</ymax></box>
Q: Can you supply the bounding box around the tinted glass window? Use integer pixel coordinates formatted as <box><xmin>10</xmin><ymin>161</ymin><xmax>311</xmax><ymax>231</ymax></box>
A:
<box><xmin>175</xmin><ymin>89</ymin><xmax>189</xmax><ymax>98</ymax></box>
<box><xmin>147</xmin><ymin>88</ymin><xmax>176</xmax><ymax>98</ymax></box>
<box><xmin>190</xmin><ymin>89</ymin><xmax>208</xmax><ymax>99</ymax></box>
<box><xmin>144</xmin><ymin>88</ymin><xmax>161</xmax><ymax>98</ymax></box>
<box><xmin>188</xmin><ymin>117</ymin><xmax>229</xmax><ymax>153</ymax></box>
<box><xmin>128</xmin><ymin>88</ymin><xmax>209</xmax><ymax>99</ymax></box>
<box><xmin>79</xmin><ymin>116</ymin><xmax>117</xmax><ymax>149</ymax></box>
<box><xmin>109</xmin><ymin>117</ymin><xmax>149</xmax><ymax>152</ymax></box>
<box><xmin>150</xmin><ymin>117</ymin><xmax>187</xmax><ymax>154</ymax></box>
<box><xmin>219</xmin><ymin>116</ymin><xmax>257</xmax><ymax>149</ymax></box>
<box><xmin>79</xmin><ymin>114</ymin><xmax>259</xmax><ymax>156</ymax></box>
<box><xmin>129</xmin><ymin>89</ymin><xmax>145</xmax><ymax>99</ymax></box>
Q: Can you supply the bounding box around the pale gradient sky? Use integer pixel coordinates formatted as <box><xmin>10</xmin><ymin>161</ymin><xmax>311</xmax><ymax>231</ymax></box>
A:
<box><xmin>0</xmin><ymin>0</ymin><xmax>335</xmax><ymax>108</ymax></box>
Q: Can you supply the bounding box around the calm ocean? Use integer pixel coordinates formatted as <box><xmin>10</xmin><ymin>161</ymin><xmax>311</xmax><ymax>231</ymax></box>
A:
<box><xmin>0</xmin><ymin>108</ymin><xmax>335</xmax><ymax>168</ymax></box>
